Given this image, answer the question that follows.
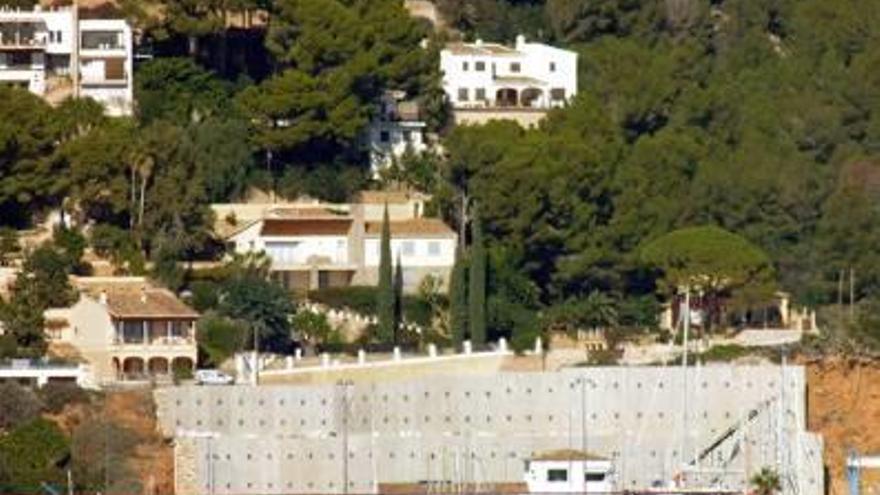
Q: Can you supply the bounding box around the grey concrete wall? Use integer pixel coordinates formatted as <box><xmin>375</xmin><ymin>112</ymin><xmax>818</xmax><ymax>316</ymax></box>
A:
<box><xmin>156</xmin><ymin>365</ymin><xmax>823</xmax><ymax>495</ymax></box>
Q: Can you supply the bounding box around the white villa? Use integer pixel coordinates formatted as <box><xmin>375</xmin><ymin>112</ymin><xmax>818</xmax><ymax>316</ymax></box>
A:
<box><xmin>366</xmin><ymin>90</ymin><xmax>431</xmax><ymax>176</ymax></box>
<box><xmin>221</xmin><ymin>191</ymin><xmax>457</xmax><ymax>293</ymax></box>
<box><xmin>440</xmin><ymin>35</ymin><xmax>577</xmax><ymax>126</ymax></box>
<box><xmin>0</xmin><ymin>5</ymin><xmax>134</xmax><ymax>116</ymax></box>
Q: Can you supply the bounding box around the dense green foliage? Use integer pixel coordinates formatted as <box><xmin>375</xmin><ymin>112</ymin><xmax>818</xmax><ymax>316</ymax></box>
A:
<box><xmin>449</xmin><ymin>246</ymin><xmax>468</xmax><ymax>348</ymax></box>
<box><xmin>437</xmin><ymin>0</ymin><xmax>880</xmax><ymax>334</ymax></box>
<box><xmin>467</xmin><ymin>213</ymin><xmax>487</xmax><ymax>345</ymax></box>
<box><xmin>1</xmin><ymin>0</ymin><xmax>880</xmax><ymax>350</ymax></box>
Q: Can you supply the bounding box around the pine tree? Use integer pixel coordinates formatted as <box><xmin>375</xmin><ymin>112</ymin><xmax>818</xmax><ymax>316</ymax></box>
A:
<box><xmin>468</xmin><ymin>212</ymin><xmax>487</xmax><ymax>346</ymax></box>
<box><xmin>449</xmin><ymin>245</ymin><xmax>468</xmax><ymax>349</ymax></box>
<box><xmin>376</xmin><ymin>204</ymin><xmax>395</xmax><ymax>344</ymax></box>
<box><xmin>393</xmin><ymin>252</ymin><xmax>404</xmax><ymax>345</ymax></box>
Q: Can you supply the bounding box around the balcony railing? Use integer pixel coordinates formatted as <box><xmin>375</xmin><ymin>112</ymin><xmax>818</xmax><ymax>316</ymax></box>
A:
<box><xmin>114</xmin><ymin>336</ymin><xmax>195</xmax><ymax>347</ymax></box>
<box><xmin>0</xmin><ymin>33</ymin><xmax>47</xmax><ymax>49</ymax></box>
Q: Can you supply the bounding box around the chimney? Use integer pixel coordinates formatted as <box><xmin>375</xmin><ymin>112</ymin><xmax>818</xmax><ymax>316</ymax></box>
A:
<box><xmin>475</xmin><ymin>38</ymin><xmax>483</xmax><ymax>47</ymax></box>
<box><xmin>99</xmin><ymin>290</ymin><xmax>108</xmax><ymax>305</ymax></box>
<box><xmin>516</xmin><ymin>34</ymin><xmax>526</xmax><ymax>49</ymax></box>
<box><xmin>140</xmin><ymin>287</ymin><xmax>147</xmax><ymax>304</ymax></box>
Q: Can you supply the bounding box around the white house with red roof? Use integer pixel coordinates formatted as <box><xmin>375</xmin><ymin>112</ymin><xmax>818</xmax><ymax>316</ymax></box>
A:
<box><xmin>224</xmin><ymin>192</ymin><xmax>457</xmax><ymax>293</ymax></box>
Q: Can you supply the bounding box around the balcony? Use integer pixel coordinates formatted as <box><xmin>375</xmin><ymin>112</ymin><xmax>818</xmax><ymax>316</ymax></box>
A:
<box><xmin>0</xmin><ymin>26</ymin><xmax>47</xmax><ymax>50</ymax></box>
<box><xmin>113</xmin><ymin>319</ymin><xmax>196</xmax><ymax>348</ymax></box>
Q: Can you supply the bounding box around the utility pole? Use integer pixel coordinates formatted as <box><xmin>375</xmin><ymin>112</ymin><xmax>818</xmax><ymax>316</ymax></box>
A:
<box><xmin>252</xmin><ymin>322</ymin><xmax>260</xmax><ymax>386</ymax></box>
<box><xmin>337</xmin><ymin>379</ymin><xmax>354</xmax><ymax>495</ymax></box>
<box><xmin>849</xmin><ymin>266</ymin><xmax>855</xmax><ymax>320</ymax></box>
<box><xmin>71</xmin><ymin>0</ymin><xmax>80</xmax><ymax>98</ymax></box>
<box><xmin>680</xmin><ymin>285</ymin><xmax>691</xmax><ymax>480</ymax></box>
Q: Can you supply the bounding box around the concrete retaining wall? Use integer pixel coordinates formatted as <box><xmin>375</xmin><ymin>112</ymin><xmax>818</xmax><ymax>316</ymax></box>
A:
<box><xmin>156</xmin><ymin>365</ymin><xmax>823</xmax><ymax>495</ymax></box>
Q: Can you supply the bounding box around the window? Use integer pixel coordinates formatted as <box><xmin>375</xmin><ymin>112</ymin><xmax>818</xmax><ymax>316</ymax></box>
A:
<box><xmin>549</xmin><ymin>62</ymin><xmax>556</xmax><ymax>72</ymax></box>
<box><xmin>550</xmin><ymin>88</ymin><xmax>566</xmax><ymax>101</ymax></box>
<box><xmin>457</xmin><ymin>88</ymin><xmax>469</xmax><ymax>102</ymax></box>
<box><xmin>585</xmin><ymin>473</ymin><xmax>606</xmax><ymax>482</ymax></box>
<box><xmin>462</xmin><ymin>61</ymin><xmax>469</xmax><ymax>71</ymax></box>
<box><xmin>475</xmin><ymin>61</ymin><xmax>486</xmax><ymax>71</ymax></box>
<box><xmin>49</xmin><ymin>31</ymin><xmax>55</xmax><ymax>43</ymax></box>
<box><xmin>402</xmin><ymin>241</ymin><xmax>415</xmax><ymax>256</ymax></box>
<box><xmin>10</xmin><ymin>52</ymin><xmax>31</xmax><ymax>67</ymax></box>
<box><xmin>475</xmin><ymin>88</ymin><xmax>486</xmax><ymax>101</ymax></box>
<box><xmin>380</xmin><ymin>131</ymin><xmax>390</xmax><ymax>143</ymax></box>
<box><xmin>427</xmin><ymin>241</ymin><xmax>441</xmax><ymax>256</ymax></box>
<box><xmin>547</xmin><ymin>469</ymin><xmax>568</xmax><ymax>482</ymax></box>
<box><xmin>81</xmin><ymin>30</ymin><xmax>122</xmax><ymax>50</ymax></box>
<box><xmin>510</xmin><ymin>62</ymin><xmax>521</xmax><ymax>73</ymax></box>
<box><xmin>104</xmin><ymin>58</ymin><xmax>125</xmax><ymax>81</ymax></box>
<box><xmin>403</xmin><ymin>130</ymin><xmax>412</xmax><ymax>143</ymax></box>
<box><xmin>56</xmin><ymin>31</ymin><xmax>62</xmax><ymax>43</ymax></box>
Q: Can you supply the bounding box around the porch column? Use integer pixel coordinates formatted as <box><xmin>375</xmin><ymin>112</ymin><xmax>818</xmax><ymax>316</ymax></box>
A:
<box><xmin>166</xmin><ymin>320</ymin><xmax>172</xmax><ymax>342</ymax></box>
<box><xmin>142</xmin><ymin>320</ymin><xmax>148</xmax><ymax>345</ymax></box>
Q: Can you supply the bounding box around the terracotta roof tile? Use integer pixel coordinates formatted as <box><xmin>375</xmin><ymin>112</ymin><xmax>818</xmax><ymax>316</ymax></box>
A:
<box><xmin>260</xmin><ymin>218</ymin><xmax>352</xmax><ymax>236</ymax></box>
<box><xmin>86</xmin><ymin>287</ymin><xmax>198</xmax><ymax>319</ymax></box>
<box><xmin>356</xmin><ymin>190</ymin><xmax>427</xmax><ymax>204</ymax></box>
<box><xmin>364</xmin><ymin>218</ymin><xmax>455</xmax><ymax>237</ymax></box>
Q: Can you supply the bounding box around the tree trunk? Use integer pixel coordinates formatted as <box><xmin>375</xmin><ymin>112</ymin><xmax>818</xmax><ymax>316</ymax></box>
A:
<box><xmin>188</xmin><ymin>35</ymin><xmax>199</xmax><ymax>58</ymax></box>
<box><xmin>138</xmin><ymin>174</ymin><xmax>147</xmax><ymax>227</ymax></box>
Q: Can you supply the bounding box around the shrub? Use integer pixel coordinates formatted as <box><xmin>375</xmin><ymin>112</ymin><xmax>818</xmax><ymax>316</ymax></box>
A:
<box><xmin>309</xmin><ymin>286</ymin><xmax>433</xmax><ymax>326</ymax></box>
<box><xmin>0</xmin><ymin>418</ymin><xmax>69</xmax><ymax>492</ymax></box>
<box><xmin>0</xmin><ymin>382</ymin><xmax>44</xmax><ymax>431</ymax></box>
<box><xmin>39</xmin><ymin>381</ymin><xmax>90</xmax><ymax>414</ymax></box>
<box><xmin>700</xmin><ymin>344</ymin><xmax>751</xmax><ymax>362</ymax></box>
<box><xmin>197</xmin><ymin>313</ymin><xmax>245</xmax><ymax>367</ymax></box>
<box><xmin>189</xmin><ymin>280</ymin><xmax>220</xmax><ymax>312</ymax></box>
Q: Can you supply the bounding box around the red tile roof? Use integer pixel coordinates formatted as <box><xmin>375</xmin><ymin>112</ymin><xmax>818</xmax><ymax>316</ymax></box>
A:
<box><xmin>364</xmin><ymin>218</ymin><xmax>455</xmax><ymax>237</ymax></box>
<box><xmin>260</xmin><ymin>218</ymin><xmax>352</xmax><ymax>236</ymax></box>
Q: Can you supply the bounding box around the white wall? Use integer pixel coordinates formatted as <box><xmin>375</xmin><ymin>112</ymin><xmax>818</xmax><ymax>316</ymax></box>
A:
<box><xmin>261</xmin><ymin>236</ymin><xmax>349</xmax><ymax>266</ymax></box>
<box><xmin>230</xmin><ymin>222</ymin><xmax>350</xmax><ymax>267</ymax></box>
<box><xmin>363</xmin><ymin>236</ymin><xmax>455</xmax><ymax>268</ymax></box>
<box><xmin>368</xmin><ymin>120</ymin><xmax>428</xmax><ymax>175</ymax></box>
<box><xmin>525</xmin><ymin>459</ymin><xmax>614</xmax><ymax>494</ymax></box>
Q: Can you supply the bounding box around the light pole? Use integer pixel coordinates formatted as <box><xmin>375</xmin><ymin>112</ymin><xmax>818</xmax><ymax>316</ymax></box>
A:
<box><xmin>337</xmin><ymin>379</ymin><xmax>354</xmax><ymax>495</ymax></box>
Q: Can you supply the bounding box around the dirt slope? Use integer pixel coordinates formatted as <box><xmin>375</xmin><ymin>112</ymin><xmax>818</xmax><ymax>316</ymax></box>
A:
<box><xmin>806</xmin><ymin>360</ymin><xmax>880</xmax><ymax>495</ymax></box>
<box><xmin>104</xmin><ymin>390</ymin><xmax>175</xmax><ymax>495</ymax></box>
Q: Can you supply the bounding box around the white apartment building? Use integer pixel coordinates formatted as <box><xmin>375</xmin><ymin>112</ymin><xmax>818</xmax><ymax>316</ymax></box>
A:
<box><xmin>366</xmin><ymin>91</ymin><xmax>430</xmax><ymax>176</ymax></box>
<box><xmin>0</xmin><ymin>6</ymin><xmax>134</xmax><ymax>116</ymax></box>
<box><xmin>440</xmin><ymin>35</ymin><xmax>577</xmax><ymax>126</ymax></box>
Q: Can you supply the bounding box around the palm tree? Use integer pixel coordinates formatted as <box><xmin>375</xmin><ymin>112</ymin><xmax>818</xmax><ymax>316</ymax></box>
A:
<box><xmin>751</xmin><ymin>467</ymin><xmax>781</xmax><ymax>495</ymax></box>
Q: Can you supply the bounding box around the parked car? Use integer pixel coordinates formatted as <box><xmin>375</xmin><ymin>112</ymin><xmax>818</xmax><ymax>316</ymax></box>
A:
<box><xmin>194</xmin><ymin>369</ymin><xmax>235</xmax><ymax>385</ymax></box>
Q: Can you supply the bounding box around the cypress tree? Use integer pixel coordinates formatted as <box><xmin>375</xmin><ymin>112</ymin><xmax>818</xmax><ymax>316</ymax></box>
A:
<box><xmin>449</xmin><ymin>245</ymin><xmax>468</xmax><ymax>348</ymax></box>
<box><xmin>468</xmin><ymin>212</ymin><xmax>487</xmax><ymax>346</ymax></box>
<box><xmin>393</xmin><ymin>252</ymin><xmax>404</xmax><ymax>345</ymax></box>
<box><xmin>376</xmin><ymin>204</ymin><xmax>394</xmax><ymax>344</ymax></box>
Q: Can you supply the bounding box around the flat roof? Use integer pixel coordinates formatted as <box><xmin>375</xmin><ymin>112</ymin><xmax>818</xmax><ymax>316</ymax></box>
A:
<box><xmin>444</xmin><ymin>42</ymin><xmax>521</xmax><ymax>56</ymax></box>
